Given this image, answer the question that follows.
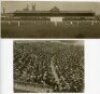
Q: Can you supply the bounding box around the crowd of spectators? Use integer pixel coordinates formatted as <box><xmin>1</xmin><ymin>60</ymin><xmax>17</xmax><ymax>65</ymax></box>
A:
<box><xmin>14</xmin><ymin>41</ymin><xmax>84</xmax><ymax>92</ymax></box>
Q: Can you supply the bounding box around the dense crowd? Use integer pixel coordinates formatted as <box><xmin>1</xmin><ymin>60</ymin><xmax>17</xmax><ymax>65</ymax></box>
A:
<box><xmin>14</xmin><ymin>41</ymin><xmax>84</xmax><ymax>92</ymax></box>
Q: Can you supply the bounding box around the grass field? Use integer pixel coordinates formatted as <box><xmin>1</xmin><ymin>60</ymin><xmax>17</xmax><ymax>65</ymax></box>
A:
<box><xmin>1</xmin><ymin>20</ymin><xmax>100</xmax><ymax>38</ymax></box>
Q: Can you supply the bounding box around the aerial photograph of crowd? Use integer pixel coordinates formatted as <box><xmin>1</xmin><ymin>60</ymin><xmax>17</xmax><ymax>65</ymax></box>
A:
<box><xmin>14</xmin><ymin>40</ymin><xmax>84</xmax><ymax>93</ymax></box>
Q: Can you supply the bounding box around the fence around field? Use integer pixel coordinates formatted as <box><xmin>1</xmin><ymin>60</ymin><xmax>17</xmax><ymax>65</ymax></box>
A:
<box><xmin>1</xmin><ymin>20</ymin><xmax>100</xmax><ymax>27</ymax></box>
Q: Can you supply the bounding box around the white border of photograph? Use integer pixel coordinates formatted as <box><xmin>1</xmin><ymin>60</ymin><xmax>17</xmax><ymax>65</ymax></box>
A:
<box><xmin>1</xmin><ymin>0</ymin><xmax>100</xmax><ymax>2</ymax></box>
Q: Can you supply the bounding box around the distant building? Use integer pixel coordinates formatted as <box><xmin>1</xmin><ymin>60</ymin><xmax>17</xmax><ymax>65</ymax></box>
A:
<box><xmin>16</xmin><ymin>3</ymin><xmax>36</xmax><ymax>12</ymax></box>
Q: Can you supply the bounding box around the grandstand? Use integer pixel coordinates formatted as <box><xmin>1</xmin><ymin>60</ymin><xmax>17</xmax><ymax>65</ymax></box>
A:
<box><xmin>2</xmin><ymin>4</ymin><xmax>95</xmax><ymax>20</ymax></box>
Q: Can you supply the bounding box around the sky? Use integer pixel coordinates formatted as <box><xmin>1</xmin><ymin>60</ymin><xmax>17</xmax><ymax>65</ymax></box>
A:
<box><xmin>1</xmin><ymin>1</ymin><xmax>100</xmax><ymax>15</ymax></box>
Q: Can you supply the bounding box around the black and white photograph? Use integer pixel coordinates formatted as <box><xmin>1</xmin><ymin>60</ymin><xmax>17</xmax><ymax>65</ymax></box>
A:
<box><xmin>1</xmin><ymin>1</ymin><xmax>100</xmax><ymax>38</ymax></box>
<box><xmin>1</xmin><ymin>0</ymin><xmax>100</xmax><ymax>94</ymax></box>
<box><xmin>14</xmin><ymin>40</ymin><xmax>84</xmax><ymax>93</ymax></box>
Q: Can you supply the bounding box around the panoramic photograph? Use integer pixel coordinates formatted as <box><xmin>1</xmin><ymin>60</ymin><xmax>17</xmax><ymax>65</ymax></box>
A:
<box><xmin>1</xmin><ymin>1</ymin><xmax>100</xmax><ymax>38</ymax></box>
<box><xmin>14</xmin><ymin>40</ymin><xmax>84</xmax><ymax>93</ymax></box>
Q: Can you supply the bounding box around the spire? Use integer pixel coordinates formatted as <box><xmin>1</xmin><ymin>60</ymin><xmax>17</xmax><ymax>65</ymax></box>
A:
<box><xmin>2</xmin><ymin>7</ymin><xmax>5</xmax><ymax>14</ymax></box>
<box><xmin>31</xmin><ymin>3</ymin><xmax>36</xmax><ymax>11</ymax></box>
<box><xmin>23</xmin><ymin>3</ymin><xmax>29</xmax><ymax>11</ymax></box>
